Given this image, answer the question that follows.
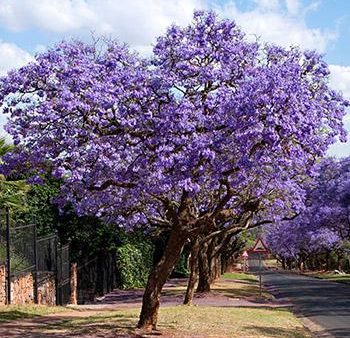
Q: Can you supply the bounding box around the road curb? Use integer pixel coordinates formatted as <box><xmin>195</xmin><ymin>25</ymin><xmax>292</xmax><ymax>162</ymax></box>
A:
<box><xmin>294</xmin><ymin>310</ymin><xmax>336</xmax><ymax>338</ymax></box>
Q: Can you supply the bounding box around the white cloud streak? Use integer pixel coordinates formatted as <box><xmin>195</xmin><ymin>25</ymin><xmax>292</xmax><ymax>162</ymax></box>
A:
<box><xmin>0</xmin><ymin>41</ymin><xmax>33</xmax><ymax>76</ymax></box>
<box><xmin>329</xmin><ymin>64</ymin><xmax>350</xmax><ymax>100</ymax></box>
<box><xmin>216</xmin><ymin>0</ymin><xmax>335</xmax><ymax>53</ymax></box>
<box><xmin>0</xmin><ymin>0</ymin><xmax>203</xmax><ymax>54</ymax></box>
<box><xmin>327</xmin><ymin>65</ymin><xmax>350</xmax><ymax>157</ymax></box>
<box><xmin>0</xmin><ymin>0</ymin><xmax>336</xmax><ymax>53</ymax></box>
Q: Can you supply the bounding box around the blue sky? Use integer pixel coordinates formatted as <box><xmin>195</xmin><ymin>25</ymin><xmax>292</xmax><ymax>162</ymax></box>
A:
<box><xmin>0</xmin><ymin>0</ymin><xmax>350</xmax><ymax>156</ymax></box>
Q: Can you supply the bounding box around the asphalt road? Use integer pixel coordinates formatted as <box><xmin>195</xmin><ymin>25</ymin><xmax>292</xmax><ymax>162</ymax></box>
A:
<box><xmin>249</xmin><ymin>254</ymin><xmax>350</xmax><ymax>338</ymax></box>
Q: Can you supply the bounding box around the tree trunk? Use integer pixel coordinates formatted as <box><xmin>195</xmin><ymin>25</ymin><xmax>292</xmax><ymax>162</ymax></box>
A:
<box><xmin>337</xmin><ymin>254</ymin><xmax>341</xmax><ymax>271</ymax></box>
<box><xmin>184</xmin><ymin>239</ymin><xmax>200</xmax><ymax>305</ymax></box>
<box><xmin>196</xmin><ymin>242</ymin><xmax>211</xmax><ymax>293</ymax></box>
<box><xmin>137</xmin><ymin>227</ymin><xmax>187</xmax><ymax>330</ymax></box>
<box><xmin>297</xmin><ymin>259</ymin><xmax>302</xmax><ymax>271</ymax></box>
<box><xmin>95</xmin><ymin>251</ymin><xmax>105</xmax><ymax>296</ymax></box>
<box><xmin>281</xmin><ymin>259</ymin><xmax>286</xmax><ymax>270</ymax></box>
<box><xmin>326</xmin><ymin>254</ymin><xmax>330</xmax><ymax>271</ymax></box>
<box><xmin>210</xmin><ymin>254</ymin><xmax>221</xmax><ymax>281</ymax></box>
<box><xmin>208</xmin><ymin>241</ymin><xmax>217</xmax><ymax>282</ymax></box>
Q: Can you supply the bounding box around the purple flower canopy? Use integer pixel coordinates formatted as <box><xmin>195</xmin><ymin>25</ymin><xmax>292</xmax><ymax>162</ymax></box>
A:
<box><xmin>0</xmin><ymin>11</ymin><xmax>348</xmax><ymax>228</ymax></box>
<box><xmin>265</xmin><ymin>157</ymin><xmax>350</xmax><ymax>259</ymax></box>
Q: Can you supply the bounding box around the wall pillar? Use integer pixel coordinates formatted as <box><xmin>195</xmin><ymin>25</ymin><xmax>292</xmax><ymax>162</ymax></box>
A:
<box><xmin>70</xmin><ymin>263</ymin><xmax>78</xmax><ymax>305</ymax></box>
<box><xmin>0</xmin><ymin>265</ymin><xmax>6</xmax><ymax>305</ymax></box>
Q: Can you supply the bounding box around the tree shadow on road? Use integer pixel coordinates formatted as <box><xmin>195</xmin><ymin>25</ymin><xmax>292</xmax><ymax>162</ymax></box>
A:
<box><xmin>244</xmin><ymin>325</ymin><xmax>311</xmax><ymax>338</ymax></box>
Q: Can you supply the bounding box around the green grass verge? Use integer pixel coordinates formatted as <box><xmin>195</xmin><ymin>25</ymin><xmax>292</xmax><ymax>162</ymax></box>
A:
<box><xmin>223</xmin><ymin>272</ymin><xmax>258</xmax><ymax>283</ymax></box>
<box><xmin>42</xmin><ymin>306</ymin><xmax>311</xmax><ymax>338</ymax></box>
<box><xmin>0</xmin><ymin>304</ymin><xmax>68</xmax><ymax>323</ymax></box>
<box><xmin>313</xmin><ymin>272</ymin><xmax>350</xmax><ymax>285</ymax></box>
<box><xmin>0</xmin><ymin>272</ymin><xmax>310</xmax><ymax>337</ymax></box>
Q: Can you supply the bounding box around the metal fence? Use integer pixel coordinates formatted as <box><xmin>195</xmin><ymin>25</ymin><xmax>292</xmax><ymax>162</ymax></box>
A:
<box><xmin>56</xmin><ymin>243</ymin><xmax>70</xmax><ymax>304</ymax></box>
<box><xmin>0</xmin><ymin>209</ymin><xmax>70</xmax><ymax>305</ymax></box>
<box><xmin>0</xmin><ymin>209</ymin><xmax>120</xmax><ymax>306</ymax></box>
<box><xmin>77</xmin><ymin>253</ymin><xmax>118</xmax><ymax>304</ymax></box>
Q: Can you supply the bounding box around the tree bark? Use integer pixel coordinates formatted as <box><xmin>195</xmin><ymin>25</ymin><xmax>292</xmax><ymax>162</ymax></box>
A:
<box><xmin>210</xmin><ymin>254</ymin><xmax>221</xmax><ymax>281</ymax></box>
<box><xmin>196</xmin><ymin>242</ymin><xmax>211</xmax><ymax>293</ymax></box>
<box><xmin>183</xmin><ymin>238</ymin><xmax>200</xmax><ymax>305</ymax></box>
<box><xmin>137</xmin><ymin>227</ymin><xmax>187</xmax><ymax>330</ymax></box>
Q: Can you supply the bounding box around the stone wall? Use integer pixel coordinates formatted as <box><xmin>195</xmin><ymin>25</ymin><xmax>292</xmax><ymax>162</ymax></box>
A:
<box><xmin>37</xmin><ymin>273</ymin><xmax>56</xmax><ymax>305</ymax></box>
<box><xmin>11</xmin><ymin>272</ymin><xmax>34</xmax><ymax>304</ymax></box>
<box><xmin>0</xmin><ymin>265</ymin><xmax>6</xmax><ymax>305</ymax></box>
<box><xmin>0</xmin><ymin>266</ymin><xmax>58</xmax><ymax>305</ymax></box>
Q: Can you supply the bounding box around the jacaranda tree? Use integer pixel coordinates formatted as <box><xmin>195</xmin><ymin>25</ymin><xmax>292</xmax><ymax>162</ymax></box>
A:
<box><xmin>0</xmin><ymin>11</ymin><xmax>347</xmax><ymax>330</ymax></box>
<box><xmin>265</xmin><ymin>157</ymin><xmax>350</xmax><ymax>269</ymax></box>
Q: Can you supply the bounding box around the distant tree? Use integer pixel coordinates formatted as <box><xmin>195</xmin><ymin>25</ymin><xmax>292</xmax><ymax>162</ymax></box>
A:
<box><xmin>265</xmin><ymin>158</ymin><xmax>350</xmax><ymax>270</ymax></box>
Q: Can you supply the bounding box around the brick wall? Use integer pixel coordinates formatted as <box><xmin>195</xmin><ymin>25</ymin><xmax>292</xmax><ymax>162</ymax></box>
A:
<box><xmin>0</xmin><ymin>266</ymin><xmax>57</xmax><ymax>305</ymax></box>
<box><xmin>0</xmin><ymin>265</ymin><xmax>6</xmax><ymax>305</ymax></box>
<box><xmin>11</xmin><ymin>272</ymin><xmax>34</xmax><ymax>304</ymax></box>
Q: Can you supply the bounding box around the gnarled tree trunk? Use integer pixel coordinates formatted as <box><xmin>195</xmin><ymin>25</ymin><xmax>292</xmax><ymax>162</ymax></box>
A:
<box><xmin>137</xmin><ymin>227</ymin><xmax>187</xmax><ymax>330</ymax></box>
<box><xmin>210</xmin><ymin>254</ymin><xmax>221</xmax><ymax>281</ymax></box>
<box><xmin>196</xmin><ymin>241</ymin><xmax>211</xmax><ymax>293</ymax></box>
<box><xmin>183</xmin><ymin>238</ymin><xmax>200</xmax><ymax>305</ymax></box>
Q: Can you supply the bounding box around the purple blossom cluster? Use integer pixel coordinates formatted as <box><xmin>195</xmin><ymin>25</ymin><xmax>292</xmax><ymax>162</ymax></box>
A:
<box><xmin>265</xmin><ymin>157</ymin><xmax>350</xmax><ymax>261</ymax></box>
<box><xmin>0</xmin><ymin>11</ymin><xmax>347</xmax><ymax>229</ymax></box>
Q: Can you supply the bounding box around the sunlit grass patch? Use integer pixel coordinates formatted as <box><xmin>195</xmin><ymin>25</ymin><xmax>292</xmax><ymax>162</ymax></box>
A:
<box><xmin>313</xmin><ymin>272</ymin><xmax>350</xmax><ymax>284</ymax></box>
<box><xmin>0</xmin><ymin>304</ymin><xmax>68</xmax><ymax>323</ymax></box>
<box><xmin>43</xmin><ymin>306</ymin><xmax>311</xmax><ymax>338</ymax></box>
<box><xmin>223</xmin><ymin>272</ymin><xmax>258</xmax><ymax>283</ymax></box>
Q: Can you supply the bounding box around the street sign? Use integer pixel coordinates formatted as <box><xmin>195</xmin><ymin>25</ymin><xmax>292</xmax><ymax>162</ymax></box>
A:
<box><xmin>251</xmin><ymin>238</ymin><xmax>269</xmax><ymax>254</ymax></box>
<box><xmin>250</xmin><ymin>238</ymin><xmax>269</xmax><ymax>297</ymax></box>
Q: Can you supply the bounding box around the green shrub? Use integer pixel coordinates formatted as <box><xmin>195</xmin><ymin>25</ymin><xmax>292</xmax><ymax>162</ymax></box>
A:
<box><xmin>173</xmin><ymin>251</ymin><xmax>189</xmax><ymax>277</ymax></box>
<box><xmin>116</xmin><ymin>241</ymin><xmax>154</xmax><ymax>289</ymax></box>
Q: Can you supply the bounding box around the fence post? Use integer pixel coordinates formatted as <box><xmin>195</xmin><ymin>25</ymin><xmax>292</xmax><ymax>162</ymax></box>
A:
<box><xmin>54</xmin><ymin>236</ymin><xmax>59</xmax><ymax>305</ymax></box>
<box><xmin>33</xmin><ymin>223</ymin><xmax>38</xmax><ymax>304</ymax></box>
<box><xmin>5</xmin><ymin>207</ymin><xmax>11</xmax><ymax>305</ymax></box>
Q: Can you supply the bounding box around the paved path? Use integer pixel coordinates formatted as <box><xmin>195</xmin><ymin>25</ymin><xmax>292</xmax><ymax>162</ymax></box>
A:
<box><xmin>249</xmin><ymin>254</ymin><xmax>350</xmax><ymax>338</ymax></box>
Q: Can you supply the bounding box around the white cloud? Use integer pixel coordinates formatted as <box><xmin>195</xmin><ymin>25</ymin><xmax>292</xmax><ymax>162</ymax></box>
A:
<box><xmin>327</xmin><ymin>65</ymin><xmax>350</xmax><ymax>157</ymax></box>
<box><xmin>216</xmin><ymin>0</ymin><xmax>335</xmax><ymax>53</ymax></box>
<box><xmin>0</xmin><ymin>41</ymin><xmax>33</xmax><ymax>139</ymax></box>
<box><xmin>0</xmin><ymin>0</ymin><xmax>204</xmax><ymax>53</ymax></box>
<box><xmin>0</xmin><ymin>0</ymin><xmax>96</xmax><ymax>32</ymax></box>
<box><xmin>285</xmin><ymin>0</ymin><xmax>301</xmax><ymax>15</ymax></box>
<box><xmin>0</xmin><ymin>0</ymin><xmax>335</xmax><ymax>54</ymax></box>
<box><xmin>0</xmin><ymin>41</ymin><xmax>33</xmax><ymax>76</ymax></box>
<box><xmin>253</xmin><ymin>0</ymin><xmax>281</xmax><ymax>11</ymax></box>
<box><xmin>329</xmin><ymin>64</ymin><xmax>350</xmax><ymax>100</ymax></box>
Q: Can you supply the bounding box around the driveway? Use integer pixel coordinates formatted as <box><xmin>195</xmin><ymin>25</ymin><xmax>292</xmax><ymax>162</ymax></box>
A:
<box><xmin>249</xmin><ymin>254</ymin><xmax>350</xmax><ymax>338</ymax></box>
